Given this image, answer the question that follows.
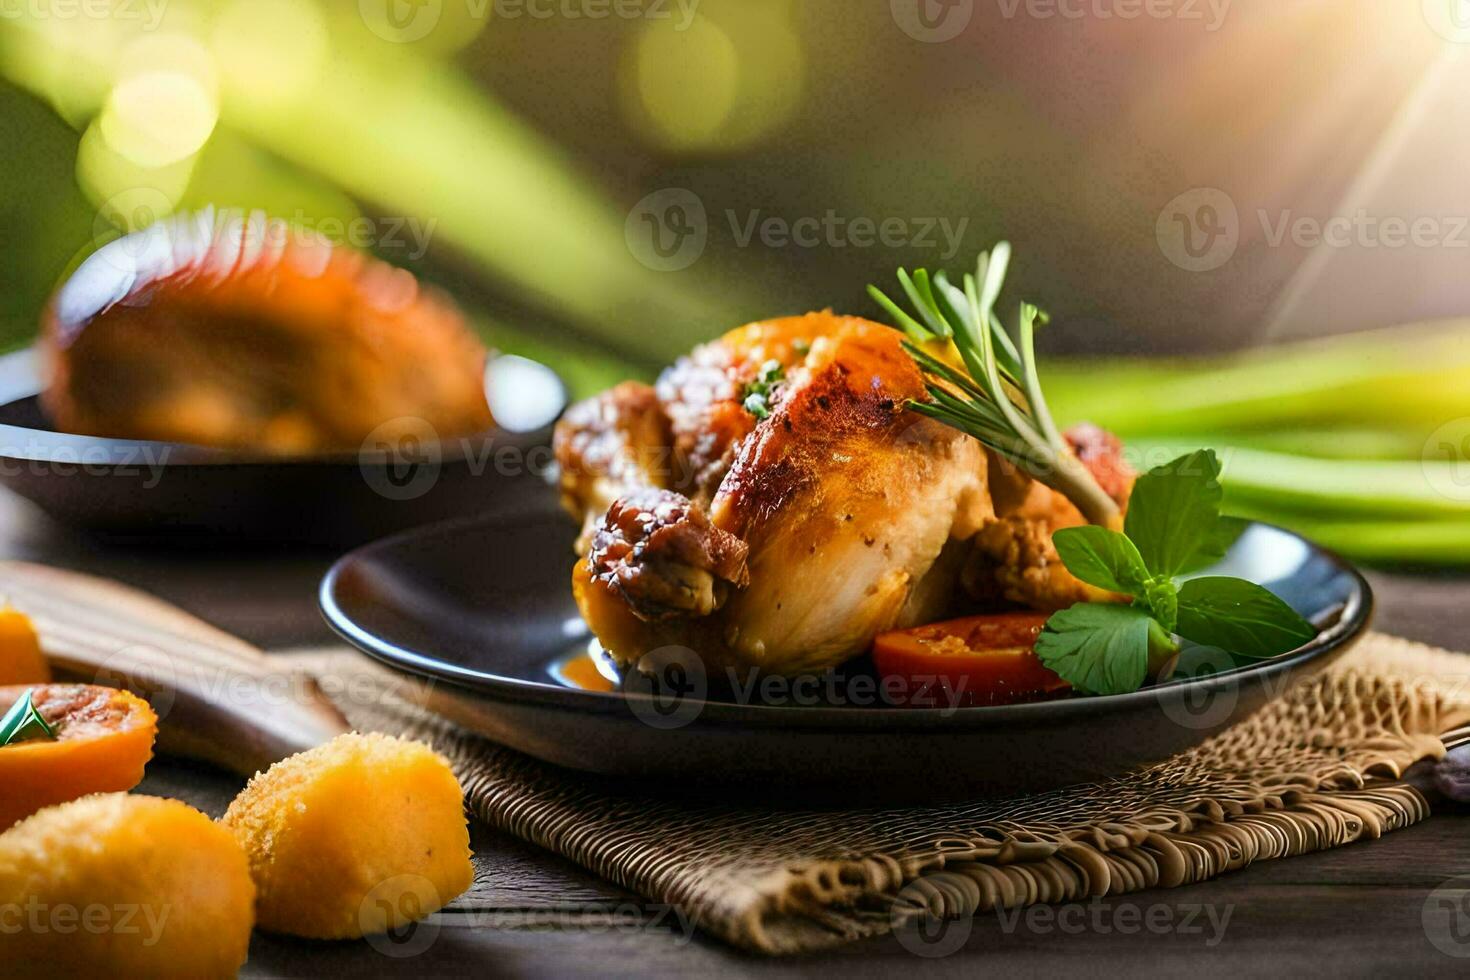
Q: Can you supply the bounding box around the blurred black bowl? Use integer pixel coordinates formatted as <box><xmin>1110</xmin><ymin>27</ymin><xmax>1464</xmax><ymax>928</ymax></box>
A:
<box><xmin>0</xmin><ymin>349</ymin><xmax>567</xmax><ymax>547</ymax></box>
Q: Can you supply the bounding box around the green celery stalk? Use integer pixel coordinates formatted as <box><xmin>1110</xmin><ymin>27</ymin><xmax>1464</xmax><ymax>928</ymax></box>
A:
<box><xmin>1125</xmin><ymin>440</ymin><xmax>1470</xmax><ymax>519</ymax></box>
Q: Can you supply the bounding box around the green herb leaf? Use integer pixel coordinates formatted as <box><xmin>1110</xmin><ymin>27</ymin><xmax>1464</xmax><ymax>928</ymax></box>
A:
<box><xmin>743</xmin><ymin>393</ymin><xmax>771</xmax><ymax>419</ymax></box>
<box><xmin>0</xmin><ymin>689</ymin><xmax>56</xmax><ymax>747</ymax></box>
<box><xmin>1052</xmin><ymin>526</ymin><xmax>1149</xmax><ymax>596</ymax></box>
<box><xmin>1124</xmin><ymin>449</ymin><xmax>1224</xmax><ymax>578</ymax></box>
<box><xmin>741</xmin><ymin>359</ymin><xmax>785</xmax><ymax>421</ymax></box>
<box><xmin>1177</xmin><ymin>515</ymin><xmax>1250</xmax><ymax>574</ymax></box>
<box><xmin>1175</xmin><ymin>577</ymin><xmax>1317</xmax><ymax>658</ymax></box>
<box><xmin>1045</xmin><ymin>453</ymin><xmax>1316</xmax><ymax>695</ymax></box>
<box><xmin>870</xmin><ymin>246</ymin><xmax>1120</xmax><ymax>527</ymax></box>
<box><xmin>1035</xmin><ymin>602</ymin><xmax>1156</xmax><ymax>695</ymax></box>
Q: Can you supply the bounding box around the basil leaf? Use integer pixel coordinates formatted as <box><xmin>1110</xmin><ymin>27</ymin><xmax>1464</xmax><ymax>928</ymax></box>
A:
<box><xmin>1036</xmin><ymin>602</ymin><xmax>1156</xmax><ymax>695</ymax></box>
<box><xmin>1053</xmin><ymin>526</ymin><xmax>1149</xmax><ymax>596</ymax></box>
<box><xmin>1178</xmin><ymin>515</ymin><xmax>1250</xmax><ymax>575</ymax></box>
<box><xmin>1175</xmin><ymin>576</ymin><xmax>1317</xmax><ymax>658</ymax></box>
<box><xmin>1124</xmin><ymin>449</ymin><xmax>1224</xmax><ymax>578</ymax></box>
<box><xmin>0</xmin><ymin>689</ymin><xmax>56</xmax><ymax>747</ymax></box>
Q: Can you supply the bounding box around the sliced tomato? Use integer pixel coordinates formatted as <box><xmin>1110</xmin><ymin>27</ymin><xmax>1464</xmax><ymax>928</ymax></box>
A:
<box><xmin>0</xmin><ymin>684</ymin><xmax>158</xmax><ymax>828</ymax></box>
<box><xmin>872</xmin><ymin>612</ymin><xmax>1070</xmax><ymax>708</ymax></box>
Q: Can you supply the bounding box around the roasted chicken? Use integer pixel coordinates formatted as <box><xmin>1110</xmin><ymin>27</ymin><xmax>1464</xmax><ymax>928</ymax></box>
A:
<box><xmin>555</xmin><ymin>311</ymin><xmax>1131</xmax><ymax>677</ymax></box>
<box><xmin>43</xmin><ymin>208</ymin><xmax>493</xmax><ymax>453</ymax></box>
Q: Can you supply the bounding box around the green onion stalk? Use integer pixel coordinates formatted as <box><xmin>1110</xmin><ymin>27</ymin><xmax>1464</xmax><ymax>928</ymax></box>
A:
<box><xmin>1044</xmin><ymin>321</ymin><xmax>1470</xmax><ymax>564</ymax></box>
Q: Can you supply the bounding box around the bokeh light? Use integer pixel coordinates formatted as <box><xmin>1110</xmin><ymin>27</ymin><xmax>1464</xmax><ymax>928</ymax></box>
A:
<box><xmin>98</xmin><ymin>69</ymin><xmax>218</xmax><ymax>169</ymax></box>
<box><xmin>621</xmin><ymin>2</ymin><xmax>805</xmax><ymax>154</ymax></box>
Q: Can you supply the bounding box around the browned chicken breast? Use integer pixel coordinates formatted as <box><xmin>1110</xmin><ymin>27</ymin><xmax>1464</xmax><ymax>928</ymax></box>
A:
<box><xmin>555</xmin><ymin>311</ymin><xmax>1130</xmax><ymax>677</ymax></box>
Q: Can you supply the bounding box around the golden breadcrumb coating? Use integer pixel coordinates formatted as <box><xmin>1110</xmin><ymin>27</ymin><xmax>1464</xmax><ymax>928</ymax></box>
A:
<box><xmin>0</xmin><ymin>793</ymin><xmax>255</xmax><ymax>980</ymax></box>
<box><xmin>221</xmin><ymin>732</ymin><xmax>473</xmax><ymax>939</ymax></box>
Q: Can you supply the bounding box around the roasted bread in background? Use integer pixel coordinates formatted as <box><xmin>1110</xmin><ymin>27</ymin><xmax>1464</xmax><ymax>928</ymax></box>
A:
<box><xmin>41</xmin><ymin>208</ymin><xmax>494</xmax><ymax>454</ymax></box>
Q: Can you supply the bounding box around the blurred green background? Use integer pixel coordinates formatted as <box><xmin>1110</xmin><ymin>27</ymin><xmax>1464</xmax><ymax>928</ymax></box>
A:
<box><xmin>3</xmin><ymin>0</ymin><xmax>1470</xmax><ymax>561</ymax></box>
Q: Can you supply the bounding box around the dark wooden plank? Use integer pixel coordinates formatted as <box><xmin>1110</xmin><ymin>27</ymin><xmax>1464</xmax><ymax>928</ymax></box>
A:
<box><xmin>1365</xmin><ymin>570</ymin><xmax>1470</xmax><ymax>654</ymax></box>
<box><xmin>239</xmin><ymin>875</ymin><xmax>1470</xmax><ymax>978</ymax></box>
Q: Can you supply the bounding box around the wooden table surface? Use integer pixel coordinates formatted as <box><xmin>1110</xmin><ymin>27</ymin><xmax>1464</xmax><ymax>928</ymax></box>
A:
<box><xmin>4</xmin><ymin>491</ymin><xmax>1469</xmax><ymax>978</ymax></box>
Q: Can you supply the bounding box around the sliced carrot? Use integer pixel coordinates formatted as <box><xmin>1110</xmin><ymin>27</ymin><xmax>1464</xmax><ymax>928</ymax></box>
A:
<box><xmin>0</xmin><ymin>684</ymin><xmax>157</xmax><ymax>828</ymax></box>
<box><xmin>0</xmin><ymin>607</ymin><xmax>49</xmax><ymax>685</ymax></box>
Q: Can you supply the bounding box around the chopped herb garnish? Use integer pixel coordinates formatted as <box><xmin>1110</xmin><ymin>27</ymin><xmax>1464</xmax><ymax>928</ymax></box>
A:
<box><xmin>742</xmin><ymin>358</ymin><xmax>785</xmax><ymax>421</ymax></box>
<box><xmin>0</xmin><ymin>689</ymin><xmax>56</xmax><ymax>747</ymax></box>
<box><xmin>1035</xmin><ymin>450</ymin><xmax>1316</xmax><ymax>694</ymax></box>
<box><xmin>869</xmin><ymin>244</ymin><xmax>1120</xmax><ymax>527</ymax></box>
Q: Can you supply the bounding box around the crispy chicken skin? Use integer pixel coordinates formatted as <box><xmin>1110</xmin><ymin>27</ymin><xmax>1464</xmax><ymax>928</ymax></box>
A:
<box><xmin>555</xmin><ymin>311</ymin><xmax>1131</xmax><ymax>676</ymax></box>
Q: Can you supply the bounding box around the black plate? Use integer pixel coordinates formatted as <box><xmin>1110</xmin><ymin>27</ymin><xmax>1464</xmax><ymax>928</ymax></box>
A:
<box><xmin>0</xmin><ymin>349</ymin><xmax>566</xmax><ymax>546</ymax></box>
<box><xmin>321</xmin><ymin>511</ymin><xmax>1373</xmax><ymax>800</ymax></box>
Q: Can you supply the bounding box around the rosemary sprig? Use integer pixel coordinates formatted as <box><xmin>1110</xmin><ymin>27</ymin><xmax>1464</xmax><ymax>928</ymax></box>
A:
<box><xmin>0</xmin><ymin>689</ymin><xmax>56</xmax><ymax>747</ymax></box>
<box><xmin>869</xmin><ymin>244</ymin><xmax>1121</xmax><ymax>527</ymax></box>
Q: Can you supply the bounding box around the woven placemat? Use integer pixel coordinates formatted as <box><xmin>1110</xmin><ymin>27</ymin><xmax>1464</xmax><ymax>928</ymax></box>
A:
<box><xmin>293</xmin><ymin>633</ymin><xmax>1470</xmax><ymax>955</ymax></box>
